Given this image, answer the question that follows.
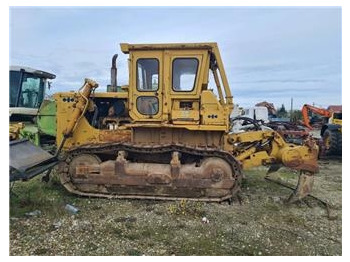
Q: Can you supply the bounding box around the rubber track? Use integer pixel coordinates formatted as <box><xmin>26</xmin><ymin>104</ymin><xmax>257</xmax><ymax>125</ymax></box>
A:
<box><xmin>59</xmin><ymin>143</ymin><xmax>243</xmax><ymax>202</ymax></box>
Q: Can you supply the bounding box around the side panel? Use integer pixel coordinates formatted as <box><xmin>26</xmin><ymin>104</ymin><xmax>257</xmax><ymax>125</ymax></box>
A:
<box><xmin>132</xmin><ymin>127</ymin><xmax>224</xmax><ymax>148</ymax></box>
<box><xmin>200</xmin><ymin>91</ymin><xmax>226</xmax><ymax>126</ymax></box>
<box><xmin>37</xmin><ymin>99</ymin><xmax>57</xmax><ymax>136</ymax></box>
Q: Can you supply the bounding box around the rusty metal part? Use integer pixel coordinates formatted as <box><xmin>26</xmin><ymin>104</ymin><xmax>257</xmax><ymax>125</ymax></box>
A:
<box><xmin>266</xmin><ymin>121</ymin><xmax>310</xmax><ymax>145</ymax></box>
<box><xmin>68</xmin><ymin>154</ymin><xmax>102</xmax><ymax>177</ymax></box>
<box><xmin>265</xmin><ymin>137</ymin><xmax>318</xmax><ymax>177</ymax></box>
<box><xmin>264</xmin><ymin>175</ymin><xmax>334</xmax><ymax>219</ymax></box>
<box><xmin>10</xmin><ymin>139</ymin><xmax>58</xmax><ymax>181</ymax></box>
<box><xmin>265</xmin><ymin>172</ymin><xmax>315</xmax><ymax>204</ymax></box>
<box><xmin>280</xmin><ymin>150</ymin><xmax>319</xmax><ymax>173</ymax></box>
<box><xmin>228</xmin><ymin>128</ymin><xmax>319</xmax><ymax>175</ymax></box>
<box><xmin>279</xmin><ymin>136</ymin><xmax>319</xmax><ymax>173</ymax></box>
<box><xmin>286</xmin><ymin>171</ymin><xmax>315</xmax><ymax>203</ymax></box>
<box><xmin>266</xmin><ymin>121</ymin><xmax>326</xmax><ymax>160</ymax></box>
<box><xmin>267</xmin><ymin>121</ymin><xmax>307</xmax><ymax>131</ymax></box>
<box><xmin>59</xmin><ymin>143</ymin><xmax>242</xmax><ymax>202</ymax></box>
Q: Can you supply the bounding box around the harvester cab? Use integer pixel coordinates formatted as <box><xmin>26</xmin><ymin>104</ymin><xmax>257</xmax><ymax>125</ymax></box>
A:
<box><xmin>9</xmin><ymin>66</ymin><xmax>56</xmax><ymax>141</ymax></box>
<box><xmin>10</xmin><ymin>43</ymin><xmax>319</xmax><ymax>203</ymax></box>
<box><xmin>10</xmin><ymin>66</ymin><xmax>56</xmax><ymax>120</ymax></box>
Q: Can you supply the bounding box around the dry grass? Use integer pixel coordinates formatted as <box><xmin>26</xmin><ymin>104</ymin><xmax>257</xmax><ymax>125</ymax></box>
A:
<box><xmin>9</xmin><ymin>159</ymin><xmax>342</xmax><ymax>256</ymax></box>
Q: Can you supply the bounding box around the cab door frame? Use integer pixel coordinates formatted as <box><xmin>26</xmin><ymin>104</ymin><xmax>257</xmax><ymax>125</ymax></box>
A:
<box><xmin>164</xmin><ymin>49</ymin><xmax>209</xmax><ymax>124</ymax></box>
<box><xmin>129</xmin><ymin>50</ymin><xmax>164</xmax><ymax>122</ymax></box>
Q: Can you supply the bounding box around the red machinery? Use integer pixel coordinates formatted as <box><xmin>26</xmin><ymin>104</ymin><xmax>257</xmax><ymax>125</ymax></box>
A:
<box><xmin>301</xmin><ymin>104</ymin><xmax>332</xmax><ymax>129</ymax></box>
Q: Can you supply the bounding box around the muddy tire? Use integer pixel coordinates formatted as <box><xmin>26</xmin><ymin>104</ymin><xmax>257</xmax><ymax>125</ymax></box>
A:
<box><xmin>323</xmin><ymin>129</ymin><xmax>342</xmax><ymax>156</ymax></box>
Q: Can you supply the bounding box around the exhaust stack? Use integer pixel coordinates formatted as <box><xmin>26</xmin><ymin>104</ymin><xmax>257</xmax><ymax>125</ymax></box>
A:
<box><xmin>108</xmin><ymin>54</ymin><xmax>118</xmax><ymax>92</ymax></box>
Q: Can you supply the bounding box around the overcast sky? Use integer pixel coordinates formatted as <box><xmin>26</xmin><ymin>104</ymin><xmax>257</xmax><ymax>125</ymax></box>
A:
<box><xmin>9</xmin><ymin>7</ymin><xmax>341</xmax><ymax>109</ymax></box>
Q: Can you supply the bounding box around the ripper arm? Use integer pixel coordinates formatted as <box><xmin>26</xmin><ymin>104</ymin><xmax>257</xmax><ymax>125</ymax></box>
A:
<box><xmin>228</xmin><ymin>130</ymin><xmax>318</xmax><ymax>172</ymax></box>
<box><xmin>227</xmin><ymin>130</ymin><xmax>319</xmax><ymax>201</ymax></box>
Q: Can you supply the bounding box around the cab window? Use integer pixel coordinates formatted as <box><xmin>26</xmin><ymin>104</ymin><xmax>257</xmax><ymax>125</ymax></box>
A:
<box><xmin>20</xmin><ymin>74</ymin><xmax>44</xmax><ymax>108</ymax></box>
<box><xmin>137</xmin><ymin>96</ymin><xmax>159</xmax><ymax>115</ymax></box>
<box><xmin>172</xmin><ymin>58</ymin><xmax>199</xmax><ymax>92</ymax></box>
<box><xmin>333</xmin><ymin>112</ymin><xmax>342</xmax><ymax>120</ymax></box>
<box><xmin>9</xmin><ymin>71</ymin><xmax>21</xmax><ymax>107</ymax></box>
<box><xmin>137</xmin><ymin>58</ymin><xmax>159</xmax><ymax>91</ymax></box>
<box><xmin>9</xmin><ymin>71</ymin><xmax>45</xmax><ymax>108</ymax></box>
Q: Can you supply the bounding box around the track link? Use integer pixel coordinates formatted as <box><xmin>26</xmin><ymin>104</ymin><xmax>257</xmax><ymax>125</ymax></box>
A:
<box><xmin>59</xmin><ymin>143</ymin><xmax>242</xmax><ymax>202</ymax></box>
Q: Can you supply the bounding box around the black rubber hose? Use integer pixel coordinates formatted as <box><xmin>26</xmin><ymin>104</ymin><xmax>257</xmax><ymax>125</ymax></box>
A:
<box><xmin>230</xmin><ymin>116</ymin><xmax>262</xmax><ymax>131</ymax></box>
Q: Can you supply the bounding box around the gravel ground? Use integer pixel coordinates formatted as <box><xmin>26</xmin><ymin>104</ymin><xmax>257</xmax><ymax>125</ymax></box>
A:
<box><xmin>9</xmin><ymin>159</ymin><xmax>342</xmax><ymax>256</ymax></box>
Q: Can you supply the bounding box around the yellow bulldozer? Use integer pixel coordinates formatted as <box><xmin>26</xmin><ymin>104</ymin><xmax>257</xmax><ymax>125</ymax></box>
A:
<box><xmin>10</xmin><ymin>43</ymin><xmax>319</xmax><ymax>203</ymax></box>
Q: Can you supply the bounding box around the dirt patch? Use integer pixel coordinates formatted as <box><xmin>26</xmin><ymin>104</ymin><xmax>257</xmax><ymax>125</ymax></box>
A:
<box><xmin>9</xmin><ymin>159</ymin><xmax>341</xmax><ymax>255</ymax></box>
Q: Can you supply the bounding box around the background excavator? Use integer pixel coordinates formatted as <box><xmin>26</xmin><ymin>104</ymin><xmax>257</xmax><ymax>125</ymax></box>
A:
<box><xmin>10</xmin><ymin>43</ymin><xmax>319</xmax><ymax>203</ymax></box>
<box><xmin>302</xmin><ymin>104</ymin><xmax>342</xmax><ymax>156</ymax></box>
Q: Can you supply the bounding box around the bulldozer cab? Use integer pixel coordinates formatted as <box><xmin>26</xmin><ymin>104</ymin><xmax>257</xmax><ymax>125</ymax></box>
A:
<box><xmin>121</xmin><ymin>43</ymin><xmax>233</xmax><ymax>130</ymax></box>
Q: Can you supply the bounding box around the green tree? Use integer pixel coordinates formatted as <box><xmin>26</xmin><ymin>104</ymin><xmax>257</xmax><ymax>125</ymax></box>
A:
<box><xmin>290</xmin><ymin>109</ymin><xmax>303</xmax><ymax>122</ymax></box>
<box><xmin>277</xmin><ymin>104</ymin><xmax>288</xmax><ymax>118</ymax></box>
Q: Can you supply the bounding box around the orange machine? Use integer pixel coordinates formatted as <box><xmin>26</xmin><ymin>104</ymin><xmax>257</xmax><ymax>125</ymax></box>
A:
<box><xmin>301</xmin><ymin>104</ymin><xmax>342</xmax><ymax>156</ymax></box>
<box><xmin>301</xmin><ymin>104</ymin><xmax>332</xmax><ymax>129</ymax></box>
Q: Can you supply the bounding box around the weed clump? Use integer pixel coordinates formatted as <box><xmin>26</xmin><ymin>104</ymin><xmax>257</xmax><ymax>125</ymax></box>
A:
<box><xmin>167</xmin><ymin>199</ymin><xmax>205</xmax><ymax>217</ymax></box>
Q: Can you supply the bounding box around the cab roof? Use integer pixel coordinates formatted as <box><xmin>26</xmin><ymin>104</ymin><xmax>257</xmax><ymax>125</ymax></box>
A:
<box><xmin>9</xmin><ymin>66</ymin><xmax>56</xmax><ymax>79</ymax></box>
<box><xmin>120</xmin><ymin>42</ymin><xmax>218</xmax><ymax>54</ymax></box>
